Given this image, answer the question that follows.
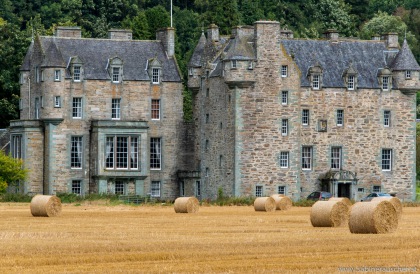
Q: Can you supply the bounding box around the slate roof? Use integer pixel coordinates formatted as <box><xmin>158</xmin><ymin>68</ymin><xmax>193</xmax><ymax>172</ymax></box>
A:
<box><xmin>20</xmin><ymin>40</ymin><xmax>34</xmax><ymax>71</ymax></box>
<box><xmin>391</xmin><ymin>39</ymin><xmax>420</xmax><ymax>71</ymax></box>
<box><xmin>30</xmin><ymin>36</ymin><xmax>181</xmax><ymax>82</ymax></box>
<box><xmin>224</xmin><ymin>35</ymin><xmax>255</xmax><ymax>61</ymax></box>
<box><xmin>281</xmin><ymin>39</ymin><xmax>388</xmax><ymax>88</ymax></box>
<box><xmin>188</xmin><ymin>32</ymin><xmax>206</xmax><ymax>68</ymax></box>
<box><xmin>41</xmin><ymin>39</ymin><xmax>66</xmax><ymax>68</ymax></box>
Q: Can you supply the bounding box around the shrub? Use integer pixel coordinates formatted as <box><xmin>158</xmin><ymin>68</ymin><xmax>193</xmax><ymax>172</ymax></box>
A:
<box><xmin>293</xmin><ymin>199</ymin><xmax>317</xmax><ymax>207</ymax></box>
<box><xmin>0</xmin><ymin>193</ymin><xmax>32</xmax><ymax>202</ymax></box>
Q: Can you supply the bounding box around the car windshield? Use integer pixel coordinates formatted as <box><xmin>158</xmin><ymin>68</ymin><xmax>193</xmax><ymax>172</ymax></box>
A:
<box><xmin>378</xmin><ymin>193</ymin><xmax>390</xmax><ymax>197</ymax></box>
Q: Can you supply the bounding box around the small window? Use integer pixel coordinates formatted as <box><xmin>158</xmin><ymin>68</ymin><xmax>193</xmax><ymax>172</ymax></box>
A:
<box><xmin>280</xmin><ymin>151</ymin><xmax>289</xmax><ymax>168</ymax></box>
<box><xmin>195</xmin><ymin>181</ymin><xmax>201</xmax><ymax>197</ymax></box>
<box><xmin>384</xmin><ymin>110</ymin><xmax>391</xmax><ymax>127</ymax></box>
<box><xmin>231</xmin><ymin>60</ymin><xmax>237</xmax><ymax>69</ymax></box>
<box><xmin>337</xmin><ymin>109</ymin><xmax>344</xmax><ymax>126</ymax></box>
<box><xmin>255</xmin><ymin>185</ymin><xmax>263</xmax><ymax>197</ymax></box>
<box><xmin>151</xmin><ymin>181</ymin><xmax>161</xmax><ymax>197</ymax></box>
<box><xmin>205</xmin><ymin>140</ymin><xmax>209</xmax><ymax>151</ymax></box>
<box><xmin>406</xmin><ymin>70</ymin><xmax>411</xmax><ymax>79</ymax></box>
<box><xmin>115</xmin><ymin>181</ymin><xmax>125</xmax><ymax>195</ymax></box>
<box><xmin>331</xmin><ymin>147</ymin><xmax>342</xmax><ymax>169</ymax></box>
<box><xmin>112</xmin><ymin>67</ymin><xmax>120</xmax><ymax>83</ymax></box>
<box><xmin>312</xmin><ymin>75</ymin><xmax>320</xmax><ymax>90</ymax></box>
<box><xmin>180</xmin><ymin>181</ymin><xmax>185</xmax><ymax>196</ymax></box>
<box><xmin>381</xmin><ymin>149</ymin><xmax>392</xmax><ymax>171</ymax></box>
<box><xmin>382</xmin><ymin>76</ymin><xmax>389</xmax><ymax>91</ymax></box>
<box><xmin>248</xmin><ymin>61</ymin><xmax>253</xmax><ymax>70</ymax></box>
<box><xmin>219</xmin><ymin>155</ymin><xmax>223</xmax><ymax>167</ymax></box>
<box><xmin>41</xmin><ymin>70</ymin><xmax>44</xmax><ymax>82</ymax></box>
<box><xmin>206</xmin><ymin>114</ymin><xmax>209</xmax><ymax>124</ymax></box>
<box><xmin>281</xmin><ymin>91</ymin><xmax>288</xmax><ymax>105</ymax></box>
<box><xmin>347</xmin><ymin>75</ymin><xmax>355</xmax><ymax>90</ymax></box>
<box><xmin>151</xmin><ymin>99</ymin><xmax>160</xmax><ymax>120</ymax></box>
<box><xmin>373</xmin><ymin>185</ymin><xmax>381</xmax><ymax>193</ymax></box>
<box><xmin>35</xmin><ymin>97</ymin><xmax>40</xmax><ymax>119</ymax></box>
<box><xmin>54</xmin><ymin>96</ymin><xmax>61</xmax><ymax>108</ymax></box>
<box><xmin>150</xmin><ymin>138</ymin><xmax>161</xmax><ymax>170</ymax></box>
<box><xmin>189</xmin><ymin>68</ymin><xmax>193</xmax><ymax>76</ymax></box>
<box><xmin>152</xmin><ymin>68</ymin><xmax>160</xmax><ymax>84</ymax></box>
<box><xmin>73</xmin><ymin>66</ymin><xmax>81</xmax><ymax>82</ymax></box>
<box><xmin>40</xmin><ymin>96</ymin><xmax>44</xmax><ymax>108</ymax></box>
<box><xmin>11</xmin><ymin>135</ymin><xmax>22</xmax><ymax>159</ymax></box>
<box><xmin>302</xmin><ymin>109</ymin><xmax>309</xmax><ymax>126</ymax></box>
<box><xmin>35</xmin><ymin>66</ymin><xmax>40</xmax><ymax>83</ymax></box>
<box><xmin>19</xmin><ymin>99</ymin><xmax>23</xmax><ymax>110</ymax></box>
<box><xmin>112</xmin><ymin>98</ymin><xmax>121</xmax><ymax>120</ymax></box>
<box><xmin>54</xmin><ymin>70</ymin><xmax>61</xmax><ymax>81</ymax></box>
<box><xmin>358</xmin><ymin>188</ymin><xmax>364</xmax><ymax>193</ymax></box>
<box><xmin>19</xmin><ymin>73</ymin><xmax>25</xmax><ymax>84</ymax></box>
<box><xmin>278</xmin><ymin>186</ymin><xmax>286</xmax><ymax>195</ymax></box>
<box><xmin>70</xmin><ymin>136</ymin><xmax>83</xmax><ymax>169</ymax></box>
<box><xmin>72</xmin><ymin>97</ymin><xmax>82</xmax><ymax>118</ymax></box>
<box><xmin>302</xmin><ymin>146</ymin><xmax>312</xmax><ymax>170</ymax></box>
<box><xmin>281</xmin><ymin>119</ymin><xmax>288</xmax><ymax>136</ymax></box>
<box><xmin>72</xmin><ymin>180</ymin><xmax>81</xmax><ymax>195</ymax></box>
<box><xmin>205</xmin><ymin>167</ymin><xmax>209</xmax><ymax>177</ymax></box>
<box><xmin>206</xmin><ymin>88</ymin><xmax>209</xmax><ymax>97</ymax></box>
<box><xmin>281</xmin><ymin>65</ymin><xmax>288</xmax><ymax>77</ymax></box>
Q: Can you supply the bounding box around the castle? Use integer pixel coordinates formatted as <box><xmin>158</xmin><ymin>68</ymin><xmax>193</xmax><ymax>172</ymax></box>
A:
<box><xmin>9</xmin><ymin>21</ymin><xmax>420</xmax><ymax>201</ymax></box>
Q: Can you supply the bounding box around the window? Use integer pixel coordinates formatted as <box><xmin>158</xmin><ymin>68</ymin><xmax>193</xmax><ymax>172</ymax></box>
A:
<box><xmin>205</xmin><ymin>140</ymin><xmax>209</xmax><ymax>151</ymax></box>
<box><xmin>11</xmin><ymin>135</ymin><xmax>22</xmax><ymax>159</ymax></box>
<box><xmin>231</xmin><ymin>60</ymin><xmax>237</xmax><ymax>69</ymax></box>
<box><xmin>72</xmin><ymin>98</ymin><xmax>82</xmax><ymax>118</ymax></box>
<box><xmin>381</xmin><ymin>149</ymin><xmax>392</xmax><ymax>171</ymax></box>
<box><xmin>54</xmin><ymin>70</ymin><xmax>61</xmax><ymax>81</ymax></box>
<box><xmin>115</xmin><ymin>181</ymin><xmax>125</xmax><ymax>195</ymax></box>
<box><xmin>312</xmin><ymin>75</ymin><xmax>320</xmax><ymax>90</ymax></box>
<box><xmin>384</xmin><ymin>110</ymin><xmax>391</xmax><ymax>127</ymax></box>
<box><xmin>105</xmin><ymin>136</ymin><xmax>138</xmax><ymax>170</ymax></box>
<box><xmin>302</xmin><ymin>109</ymin><xmax>309</xmax><ymax>126</ymax></box>
<box><xmin>112</xmin><ymin>67</ymin><xmax>120</xmax><ymax>83</ymax></box>
<box><xmin>35</xmin><ymin>97</ymin><xmax>40</xmax><ymax>119</ymax></box>
<box><xmin>331</xmin><ymin>147</ymin><xmax>342</xmax><ymax>169</ymax></box>
<box><xmin>19</xmin><ymin>73</ymin><xmax>25</xmax><ymax>84</ymax></box>
<box><xmin>189</xmin><ymin>68</ymin><xmax>193</xmax><ymax>76</ymax></box>
<box><xmin>150</xmin><ymin>138</ymin><xmax>161</xmax><ymax>170</ymax></box>
<box><xmin>382</xmin><ymin>76</ymin><xmax>389</xmax><ymax>91</ymax></box>
<box><xmin>206</xmin><ymin>88</ymin><xmax>209</xmax><ymax>97</ymax></box>
<box><xmin>70</xmin><ymin>136</ymin><xmax>83</xmax><ymax>169</ymax></box>
<box><xmin>337</xmin><ymin>109</ymin><xmax>344</xmax><ymax>126</ymax></box>
<box><xmin>152</xmin><ymin>68</ymin><xmax>160</xmax><ymax>84</ymax></box>
<box><xmin>73</xmin><ymin>66</ymin><xmax>81</xmax><ymax>82</ymax></box>
<box><xmin>196</xmin><ymin>181</ymin><xmax>201</xmax><ymax>197</ymax></box>
<box><xmin>151</xmin><ymin>181</ymin><xmax>161</xmax><ymax>197</ymax></box>
<box><xmin>373</xmin><ymin>185</ymin><xmax>381</xmax><ymax>192</ymax></box>
<box><xmin>219</xmin><ymin>155</ymin><xmax>223</xmax><ymax>167</ymax></box>
<box><xmin>206</xmin><ymin>114</ymin><xmax>209</xmax><ymax>124</ymax></box>
<box><xmin>112</xmin><ymin>98</ymin><xmax>121</xmax><ymax>120</ymax></box>
<box><xmin>151</xmin><ymin>99</ymin><xmax>160</xmax><ymax>120</ymax></box>
<box><xmin>406</xmin><ymin>70</ymin><xmax>411</xmax><ymax>79</ymax></box>
<box><xmin>302</xmin><ymin>146</ymin><xmax>312</xmax><ymax>170</ymax></box>
<box><xmin>248</xmin><ymin>61</ymin><xmax>253</xmax><ymax>70</ymax></box>
<box><xmin>205</xmin><ymin>167</ymin><xmax>209</xmax><ymax>177</ymax></box>
<box><xmin>281</xmin><ymin>65</ymin><xmax>288</xmax><ymax>77</ymax></box>
<box><xmin>278</xmin><ymin>186</ymin><xmax>286</xmax><ymax>195</ymax></box>
<box><xmin>358</xmin><ymin>188</ymin><xmax>364</xmax><ymax>193</ymax></box>
<box><xmin>281</xmin><ymin>119</ymin><xmax>288</xmax><ymax>136</ymax></box>
<box><xmin>72</xmin><ymin>180</ymin><xmax>81</xmax><ymax>195</ymax></box>
<box><xmin>54</xmin><ymin>96</ymin><xmax>61</xmax><ymax>108</ymax></box>
<box><xmin>41</xmin><ymin>70</ymin><xmax>44</xmax><ymax>82</ymax></box>
<box><xmin>180</xmin><ymin>181</ymin><xmax>185</xmax><ymax>196</ymax></box>
<box><xmin>35</xmin><ymin>66</ymin><xmax>40</xmax><ymax>83</ymax></box>
<box><xmin>347</xmin><ymin>75</ymin><xmax>355</xmax><ymax>90</ymax></box>
<box><xmin>280</xmin><ymin>151</ymin><xmax>289</xmax><ymax>168</ymax></box>
<box><xmin>19</xmin><ymin>99</ymin><xmax>23</xmax><ymax>110</ymax></box>
<box><xmin>255</xmin><ymin>185</ymin><xmax>263</xmax><ymax>197</ymax></box>
<box><xmin>281</xmin><ymin>91</ymin><xmax>288</xmax><ymax>105</ymax></box>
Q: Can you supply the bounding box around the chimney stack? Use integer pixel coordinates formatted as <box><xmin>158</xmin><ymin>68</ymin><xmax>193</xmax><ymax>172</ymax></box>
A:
<box><xmin>382</xmin><ymin>33</ymin><xmax>399</xmax><ymax>49</ymax></box>
<box><xmin>156</xmin><ymin>28</ymin><xmax>175</xmax><ymax>57</ymax></box>
<box><xmin>207</xmin><ymin>24</ymin><xmax>220</xmax><ymax>42</ymax></box>
<box><xmin>54</xmin><ymin>26</ymin><xmax>82</xmax><ymax>38</ymax></box>
<box><xmin>108</xmin><ymin>29</ymin><xmax>132</xmax><ymax>40</ymax></box>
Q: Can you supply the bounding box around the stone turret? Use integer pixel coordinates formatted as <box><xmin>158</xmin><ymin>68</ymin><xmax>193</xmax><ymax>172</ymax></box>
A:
<box><xmin>391</xmin><ymin>39</ymin><xmax>420</xmax><ymax>95</ymax></box>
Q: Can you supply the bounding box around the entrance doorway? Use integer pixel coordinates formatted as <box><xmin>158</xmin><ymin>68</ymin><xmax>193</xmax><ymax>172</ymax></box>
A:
<box><xmin>337</xmin><ymin>183</ymin><xmax>351</xmax><ymax>198</ymax></box>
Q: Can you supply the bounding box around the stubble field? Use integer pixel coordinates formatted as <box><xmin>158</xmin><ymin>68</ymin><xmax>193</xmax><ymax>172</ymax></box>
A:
<box><xmin>0</xmin><ymin>203</ymin><xmax>419</xmax><ymax>273</ymax></box>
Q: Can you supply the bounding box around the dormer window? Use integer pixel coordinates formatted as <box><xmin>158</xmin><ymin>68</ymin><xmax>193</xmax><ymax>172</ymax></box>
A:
<box><xmin>107</xmin><ymin>57</ymin><xmax>123</xmax><ymax>83</ymax></box>
<box><xmin>343</xmin><ymin>62</ymin><xmax>358</xmax><ymax>91</ymax></box>
<box><xmin>231</xmin><ymin>60</ymin><xmax>237</xmax><ymax>69</ymax></box>
<box><xmin>377</xmin><ymin>67</ymin><xmax>392</xmax><ymax>91</ymax></box>
<box><xmin>73</xmin><ymin>66</ymin><xmax>81</xmax><ymax>82</ymax></box>
<box><xmin>112</xmin><ymin>67</ymin><xmax>120</xmax><ymax>83</ymax></box>
<box><xmin>347</xmin><ymin>75</ymin><xmax>355</xmax><ymax>90</ymax></box>
<box><xmin>152</xmin><ymin>68</ymin><xmax>160</xmax><ymax>84</ymax></box>
<box><xmin>382</xmin><ymin>76</ymin><xmax>390</xmax><ymax>91</ymax></box>
<box><xmin>406</xmin><ymin>70</ymin><xmax>411</xmax><ymax>79</ymax></box>
<box><xmin>308</xmin><ymin>63</ymin><xmax>323</xmax><ymax>90</ymax></box>
<box><xmin>312</xmin><ymin>75</ymin><xmax>320</xmax><ymax>90</ymax></box>
<box><xmin>147</xmin><ymin>57</ymin><xmax>162</xmax><ymax>85</ymax></box>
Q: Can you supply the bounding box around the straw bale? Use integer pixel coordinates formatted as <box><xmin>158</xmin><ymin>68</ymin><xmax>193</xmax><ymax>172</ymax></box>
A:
<box><xmin>270</xmin><ymin>195</ymin><xmax>292</xmax><ymax>210</ymax></box>
<box><xmin>371</xmin><ymin>197</ymin><xmax>402</xmax><ymax>219</ymax></box>
<box><xmin>310</xmin><ymin>200</ymin><xmax>349</xmax><ymax>227</ymax></box>
<box><xmin>253</xmin><ymin>197</ymin><xmax>276</xmax><ymax>212</ymax></box>
<box><xmin>30</xmin><ymin>195</ymin><xmax>62</xmax><ymax>217</ymax></box>
<box><xmin>328</xmin><ymin>197</ymin><xmax>352</xmax><ymax>207</ymax></box>
<box><xmin>174</xmin><ymin>197</ymin><xmax>199</xmax><ymax>213</ymax></box>
<box><xmin>349</xmin><ymin>200</ymin><xmax>398</xmax><ymax>234</ymax></box>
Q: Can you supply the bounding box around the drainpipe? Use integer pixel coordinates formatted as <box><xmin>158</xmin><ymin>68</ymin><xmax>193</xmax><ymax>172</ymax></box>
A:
<box><xmin>28</xmin><ymin>76</ymin><xmax>31</xmax><ymax>119</ymax></box>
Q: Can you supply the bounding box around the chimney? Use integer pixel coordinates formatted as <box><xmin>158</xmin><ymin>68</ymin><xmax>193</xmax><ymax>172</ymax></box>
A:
<box><xmin>324</xmin><ymin>29</ymin><xmax>339</xmax><ymax>41</ymax></box>
<box><xmin>108</xmin><ymin>29</ymin><xmax>132</xmax><ymax>40</ymax></box>
<box><xmin>254</xmin><ymin>21</ymin><xmax>281</xmax><ymax>60</ymax></box>
<box><xmin>280</xmin><ymin>29</ymin><xmax>294</xmax><ymax>39</ymax></box>
<box><xmin>54</xmin><ymin>26</ymin><xmax>82</xmax><ymax>38</ymax></box>
<box><xmin>382</xmin><ymin>33</ymin><xmax>399</xmax><ymax>49</ymax></box>
<box><xmin>231</xmin><ymin>26</ymin><xmax>254</xmax><ymax>38</ymax></box>
<box><xmin>371</xmin><ymin>34</ymin><xmax>381</xmax><ymax>41</ymax></box>
<box><xmin>207</xmin><ymin>24</ymin><xmax>219</xmax><ymax>42</ymax></box>
<box><xmin>156</xmin><ymin>28</ymin><xmax>175</xmax><ymax>57</ymax></box>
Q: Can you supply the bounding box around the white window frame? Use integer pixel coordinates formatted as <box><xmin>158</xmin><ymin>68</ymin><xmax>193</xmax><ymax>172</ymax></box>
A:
<box><xmin>112</xmin><ymin>67</ymin><xmax>120</xmax><ymax>83</ymax></box>
<box><xmin>152</xmin><ymin>68</ymin><xmax>160</xmax><ymax>84</ymax></box>
<box><xmin>373</xmin><ymin>185</ymin><xmax>381</xmax><ymax>192</ymax></box>
<box><xmin>111</xmin><ymin>98</ymin><xmax>121</xmax><ymax>120</ymax></box>
<box><xmin>337</xmin><ymin>109</ymin><xmax>344</xmax><ymax>126</ymax></box>
<box><xmin>72</xmin><ymin>180</ymin><xmax>82</xmax><ymax>195</ymax></box>
<box><xmin>406</xmin><ymin>70</ymin><xmax>411</xmax><ymax>79</ymax></box>
<box><xmin>151</xmin><ymin>99</ymin><xmax>160</xmax><ymax>120</ymax></box>
<box><xmin>331</xmin><ymin>147</ymin><xmax>342</xmax><ymax>170</ymax></box>
<box><xmin>54</xmin><ymin>70</ymin><xmax>61</xmax><ymax>81</ymax></box>
<box><xmin>384</xmin><ymin>110</ymin><xmax>391</xmax><ymax>127</ymax></box>
<box><xmin>54</xmin><ymin>96</ymin><xmax>61</xmax><ymax>108</ymax></box>
<box><xmin>151</xmin><ymin>181</ymin><xmax>161</xmax><ymax>197</ymax></box>
<box><xmin>312</xmin><ymin>75</ymin><xmax>320</xmax><ymax>90</ymax></box>
<box><xmin>382</xmin><ymin>76</ymin><xmax>389</xmax><ymax>91</ymax></box>
<box><xmin>280</xmin><ymin>151</ymin><xmax>289</xmax><ymax>168</ymax></box>
<box><xmin>278</xmin><ymin>186</ymin><xmax>286</xmax><ymax>195</ymax></box>
<box><xmin>281</xmin><ymin>119</ymin><xmax>288</xmax><ymax>136</ymax></box>
<box><xmin>105</xmin><ymin>136</ymin><xmax>139</xmax><ymax>170</ymax></box>
<box><xmin>302</xmin><ymin>109</ymin><xmax>309</xmax><ymax>126</ymax></box>
<box><xmin>347</xmin><ymin>75</ymin><xmax>355</xmax><ymax>90</ymax></box>
<box><xmin>381</xmin><ymin>149</ymin><xmax>392</xmax><ymax>171</ymax></box>
<box><xmin>302</xmin><ymin>146</ymin><xmax>312</xmax><ymax>170</ymax></box>
<box><xmin>255</xmin><ymin>185</ymin><xmax>263</xmax><ymax>197</ymax></box>
<box><xmin>73</xmin><ymin>66</ymin><xmax>81</xmax><ymax>82</ymax></box>
<box><xmin>281</xmin><ymin>91</ymin><xmax>288</xmax><ymax>105</ymax></box>
<box><xmin>70</xmin><ymin>136</ymin><xmax>83</xmax><ymax>169</ymax></box>
<box><xmin>35</xmin><ymin>97</ymin><xmax>40</xmax><ymax>119</ymax></box>
<box><xmin>72</xmin><ymin>97</ymin><xmax>82</xmax><ymax>119</ymax></box>
<box><xmin>150</xmin><ymin>137</ymin><xmax>161</xmax><ymax>170</ymax></box>
<box><xmin>231</xmin><ymin>60</ymin><xmax>237</xmax><ymax>69</ymax></box>
<box><xmin>281</xmin><ymin>65</ymin><xmax>288</xmax><ymax>77</ymax></box>
<box><xmin>11</xmin><ymin>135</ymin><xmax>22</xmax><ymax>159</ymax></box>
<box><xmin>115</xmin><ymin>181</ymin><xmax>125</xmax><ymax>195</ymax></box>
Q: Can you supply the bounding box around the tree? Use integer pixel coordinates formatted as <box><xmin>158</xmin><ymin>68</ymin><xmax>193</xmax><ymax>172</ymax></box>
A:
<box><xmin>122</xmin><ymin>10</ymin><xmax>151</xmax><ymax>40</ymax></box>
<box><xmin>145</xmin><ymin>5</ymin><xmax>170</xmax><ymax>37</ymax></box>
<box><xmin>0</xmin><ymin>150</ymin><xmax>26</xmax><ymax>193</ymax></box>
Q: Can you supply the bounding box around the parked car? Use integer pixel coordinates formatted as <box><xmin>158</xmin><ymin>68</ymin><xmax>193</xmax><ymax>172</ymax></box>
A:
<box><xmin>307</xmin><ymin>191</ymin><xmax>332</xmax><ymax>201</ymax></box>
<box><xmin>360</xmin><ymin>192</ymin><xmax>391</xmax><ymax>202</ymax></box>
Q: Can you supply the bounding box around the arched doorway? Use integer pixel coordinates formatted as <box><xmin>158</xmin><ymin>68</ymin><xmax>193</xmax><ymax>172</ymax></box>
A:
<box><xmin>318</xmin><ymin>170</ymin><xmax>358</xmax><ymax>199</ymax></box>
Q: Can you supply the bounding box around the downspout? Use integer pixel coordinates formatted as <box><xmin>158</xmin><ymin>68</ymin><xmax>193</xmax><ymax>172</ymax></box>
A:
<box><xmin>28</xmin><ymin>76</ymin><xmax>31</xmax><ymax>119</ymax></box>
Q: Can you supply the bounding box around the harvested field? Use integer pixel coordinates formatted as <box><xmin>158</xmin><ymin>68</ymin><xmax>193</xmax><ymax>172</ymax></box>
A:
<box><xmin>0</xmin><ymin>203</ymin><xmax>419</xmax><ymax>273</ymax></box>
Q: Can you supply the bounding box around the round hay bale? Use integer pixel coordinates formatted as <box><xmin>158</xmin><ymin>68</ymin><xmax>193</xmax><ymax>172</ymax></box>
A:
<box><xmin>310</xmin><ymin>200</ymin><xmax>349</xmax><ymax>227</ymax></box>
<box><xmin>349</xmin><ymin>200</ymin><xmax>398</xmax><ymax>234</ymax></box>
<box><xmin>270</xmin><ymin>195</ymin><xmax>293</xmax><ymax>210</ymax></box>
<box><xmin>174</xmin><ymin>197</ymin><xmax>199</xmax><ymax>213</ymax></box>
<box><xmin>30</xmin><ymin>195</ymin><xmax>62</xmax><ymax>217</ymax></box>
<box><xmin>253</xmin><ymin>197</ymin><xmax>276</xmax><ymax>212</ymax></box>
<box><xmin>371</xmin><ymin>197</ymin><xmax>402</xmax><ymax>219</ymax></box>
<box><xmin>328</xmin><ymin>197</ymin><xmax>352</xmax><ymax>207</ymax></box>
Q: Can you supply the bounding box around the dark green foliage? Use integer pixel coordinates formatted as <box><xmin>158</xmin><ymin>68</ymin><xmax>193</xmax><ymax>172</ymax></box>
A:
<box><xmin>0</xmin><ymin>193</ymin><xmax>32</xmax><ymax>202</ymax></box>
<box><xmin>292</xmin><ymin>199</ymin><xmax>317</xmax><ymax>207</ymax></box>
